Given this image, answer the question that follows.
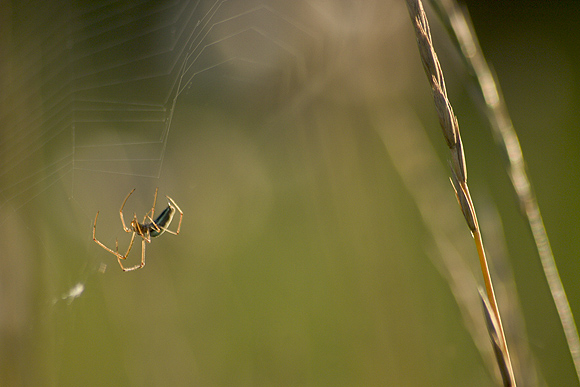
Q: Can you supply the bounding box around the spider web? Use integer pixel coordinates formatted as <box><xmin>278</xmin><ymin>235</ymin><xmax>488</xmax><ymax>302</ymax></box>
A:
<box><xmin>0</xmin><ymin>0</ymin><xmax>320</xmax><ymax>220</ymax></box>
<box><xmin>1</xmin><ymin>1</ymin><xmax>328</xmax><ymax>381</ymax></box>
<box><xmin>2</xmin><ymin>1</ymin><xmax>559</xmax><ymax>385</ymax></box>
<box><xmin>0</xmin><ymin>0</ymin><xmax>326</xmax><ymax>334</ymax></box>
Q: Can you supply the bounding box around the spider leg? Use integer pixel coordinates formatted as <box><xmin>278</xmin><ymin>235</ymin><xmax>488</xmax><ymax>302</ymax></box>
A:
<box><xmin>116</xmin><ymin>229</ymin><xmax>136</xmax><ymax>260</ymax></box>
<box><xmin>119</xmin><ymin>189</ymin><xmax>136</xmax><ymax>232</ymax></box>
<box><xmin>148</xmin><ymin>217</ymin><xmax>179</xmax><ymax>236</ymax></box>
<box><xmin>140</xmin><ymin>225</ymin><xmax>153</xmax><ymax>243</ymax></box>
<box><xmin>143</xmin><ymin>196</ymin><xmax>182</xmax><ymax>236</ymax></box>
<box><xmin>145</xmin><ymin>214</ymin><xmax>163</xmax><ymax>233</ymax></box>
<box><xmin>114</xmin><ymin>239</ymin><xmax>128</xmax><ymax>271</ymax></box>
<box><xmin>142</xmin><ymin>187</ymin><xmax>159</xmax><ymax>225</ymax></box>
<box><xmin>121</xmin><ymin>233</ymin><xmax>148</xmax><ymax>272</ymax></box>
<box><xmin>140</xmin><ymin>237</ymin><xmax>146</xmax><ymax>268</ymax></box>
<box><xmin>150</xmin><ymin>187</ymin><xmax>158</xmax><ymax>220</ymax></box>
<box><xmin>93</xmin><ymin>211</ymin><xmax>126</xmax><ymax>258</ymax></box>
<box><xmin>144</xmin><ymin>209</ymin><xmax>178</xmax><ymax>236</ymax></box>
<box><xmin>94</xmin><ymin>211</ymin><xmax>146</xmax><ymax>272</ymax></box>
<box><xmin>165</xmin><ymin>196</ymin><xmax>183</xmax><ymax>235</ymax></box>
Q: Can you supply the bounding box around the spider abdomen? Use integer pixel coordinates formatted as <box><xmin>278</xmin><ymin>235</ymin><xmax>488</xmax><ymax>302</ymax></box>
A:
<box><xmin>148</xmin><ymin>204</ymin><xmax>176</xmax><ymax>238</ymax></box>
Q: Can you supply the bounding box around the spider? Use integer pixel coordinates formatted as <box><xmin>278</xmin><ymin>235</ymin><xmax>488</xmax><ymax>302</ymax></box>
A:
<box><xmin>93</xmin><ymin>188</ymin><xmax>183</xmax><ymax>272</ymax></box>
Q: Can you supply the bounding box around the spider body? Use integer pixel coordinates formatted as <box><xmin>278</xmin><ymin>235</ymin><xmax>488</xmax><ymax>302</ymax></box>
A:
<box><xmin>133</xmin><ymin>204</ymin><xmax>175</xmax><ymax>238</ymax></box>
<box><xmin>93</xmin><ymin>188</ymin><xmax>182</xmax><ymax>272</ymax></box>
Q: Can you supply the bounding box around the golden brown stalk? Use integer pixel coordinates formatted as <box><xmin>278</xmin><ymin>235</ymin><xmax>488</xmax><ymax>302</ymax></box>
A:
<box><xmin>429</xmin><ymin>0</ymin><xmax>580</xmax><ymax>383</ymax></box>
<box><xmin>404</xmin><ymin>0</ymin><xmax>516</xmax><ymax>385</ymax></box>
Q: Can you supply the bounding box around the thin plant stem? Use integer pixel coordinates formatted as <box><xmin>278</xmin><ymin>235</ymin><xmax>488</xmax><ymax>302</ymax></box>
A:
<box><xmin>473</xmin><ymin>227</ymin><xmax>503</xmax><ymax>345</ymax></box>
<box><xmin>429</xmin><ymin>0</ymin><xmax>580</xmax><ymax>383</ymax></box>
<box><xmin>404</xmin><ymin>0</ymin><xmax>516</xmax><ymax>385</ymax></box>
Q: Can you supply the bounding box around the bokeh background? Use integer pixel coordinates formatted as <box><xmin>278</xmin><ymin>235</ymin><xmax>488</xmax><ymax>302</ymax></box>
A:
<box><xmin>1</xmin><ymin>1</ymin><xmax>579</xmax><ymax>386</ymax></box>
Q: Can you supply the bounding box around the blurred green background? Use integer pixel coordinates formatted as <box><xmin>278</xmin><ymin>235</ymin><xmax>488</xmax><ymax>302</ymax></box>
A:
<box><xmin>1</xmin><ymin>1</ymin><xmax>579</xmax><ymax>386</ymax></box>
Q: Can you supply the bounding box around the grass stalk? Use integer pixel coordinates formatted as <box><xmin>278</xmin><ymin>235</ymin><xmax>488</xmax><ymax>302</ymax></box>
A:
<box><xmin>404</xmin><ymin>0</ymin><xmax>516</xmax><ymax>385</ymax></box>
<box><xmin>428</xmin><ymin>0</ymin><xmax>580</xmax><ymax>384</ymax></box>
